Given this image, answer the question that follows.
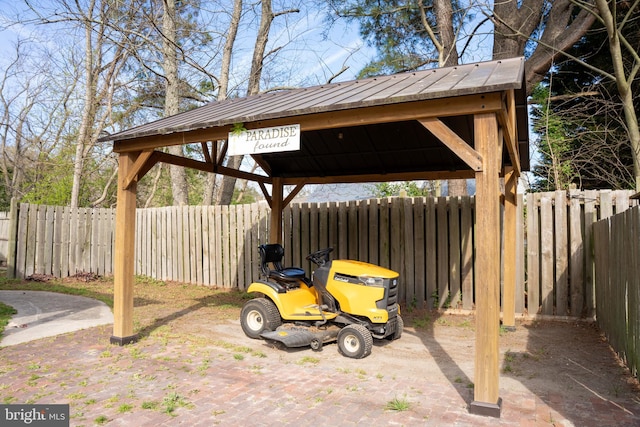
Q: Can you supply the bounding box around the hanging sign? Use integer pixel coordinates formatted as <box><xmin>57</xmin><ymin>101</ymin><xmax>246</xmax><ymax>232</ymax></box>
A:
<box><xmin>228</xmin><ymin>124</ymin><xmax>300</xmax><ymax>156</ymax></box>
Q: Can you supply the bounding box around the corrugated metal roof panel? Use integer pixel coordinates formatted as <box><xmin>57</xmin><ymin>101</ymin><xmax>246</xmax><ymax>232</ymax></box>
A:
<box><xmin>104</xmin><ymin>57</ymin><xmax>526</xmax><ymax>142</ymax></box>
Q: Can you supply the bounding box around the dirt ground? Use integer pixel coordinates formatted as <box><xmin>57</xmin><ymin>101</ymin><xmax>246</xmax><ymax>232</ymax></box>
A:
<box><xmin>1</xmin><ymin>277</ymin><xmax>639</xmax><ymax>425</ymax></box>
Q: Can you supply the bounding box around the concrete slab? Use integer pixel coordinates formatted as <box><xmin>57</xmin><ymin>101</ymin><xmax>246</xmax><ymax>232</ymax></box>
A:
<box><xmin>0</xmin><ymin>290</ymin><xmax>113</xmax><ymax>347</ymax></box>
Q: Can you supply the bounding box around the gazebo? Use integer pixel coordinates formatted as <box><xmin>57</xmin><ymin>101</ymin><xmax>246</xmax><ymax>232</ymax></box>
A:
<box><xmin>102</xmin><ymin>56</ymin><xmax>529</xmax><ymax>417</ymax></box>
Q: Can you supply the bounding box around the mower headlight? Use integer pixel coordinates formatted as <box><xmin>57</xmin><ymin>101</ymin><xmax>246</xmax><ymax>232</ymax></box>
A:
<box><xmin>359</xmin><ymin>275</ymin><xmax>384</xmax><ymax>287</ymax></box>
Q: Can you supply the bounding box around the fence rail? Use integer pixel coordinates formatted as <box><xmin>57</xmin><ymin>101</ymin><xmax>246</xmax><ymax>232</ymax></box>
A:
<box><xmin>594</xmin><ymin>205</ymin><xmax>640</xmax><ymax>378</ymax></box>
<box><xmin>6</xmin><ymin>189</ymin><xmax>637</xmax><ymax>317</ymax></box>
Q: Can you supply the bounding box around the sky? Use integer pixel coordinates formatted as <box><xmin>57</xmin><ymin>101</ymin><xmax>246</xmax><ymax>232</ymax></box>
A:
<box><xmin>0</xmin><ymin>1</ymin><xmax>534</xmax><ymax>200</ymax></box>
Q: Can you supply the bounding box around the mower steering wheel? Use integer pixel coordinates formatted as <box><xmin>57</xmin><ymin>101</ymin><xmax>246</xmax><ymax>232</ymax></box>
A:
<box><xmin>306</xmin><ymin>247</ymin><xmax>333</xmax><ymax>266</ymax></box>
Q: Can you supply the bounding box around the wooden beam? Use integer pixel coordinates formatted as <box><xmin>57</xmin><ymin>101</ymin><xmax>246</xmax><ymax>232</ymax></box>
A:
<box><xmin>270</xmin><ymin>177</ymin><xmax>284</xmax><ymax>244</ymax></box>
<box><xmin>497</xmin><ymin>90</ymin><xmax>520</xmax><ymax>174</ymax></box>
<box><xmin>470</xmin><ymin>113</ymin><xmax>502</xmax><ymax>417</ymax></box>
<box><xmin>152</xmin><ymin>151</ymin><xmax>271</xmax><ymax>184</ymax></box>
<box><xmin>502</xmin><ymin>167</ymin><xmax>518</xmax><ymax>329</ymax></box>
<box><xmin>111</xmin><ymin>152</ymin><xmax>138</xmax><ymax>346</ymax></box>
<box><xmin>112</xmin><ymin>94</ymin><xmax>504</xmax><ymax>153</ymax></box>
<box><xmin>123</xmin><ymin>150</ymin><xmax>155</xmax><ymax>190</ymax></box>
<box><xmin>418</xmin><ymin>117</ymin><xmax>483</xmax><ymax>171</ymax></box>
<box><xmin>281</xmin><ymin>169</ymin><xmax>476</xmax><ymax>186</ymax></box>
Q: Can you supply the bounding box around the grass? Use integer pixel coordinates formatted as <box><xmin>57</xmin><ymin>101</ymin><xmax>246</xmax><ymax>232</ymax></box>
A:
<box><xmin>297</xmin><ymin>356</ymin><xmax>320</xmax><ymax>365</ymax></box>
<box><xmin>94</xmin><ymin>415</ymin><xmax>108</xmax><ymax>425</ymax></box>
<box><xmin>385</xmin><ymin>396</ymin><xmax>411</xmax><ymax>411</ymax></box>
<box><xmin>502</xmin><ymin>350</ymin><xmax>517</xmax><ymax>374</ymax></box>
<box><xmin>412</xmin><ymin>314</ymin><xmax>431</xmax><ymax>329</ymax></box>
<box><xmin>118</xmin><ymin>403</ymin><xmax>134</xmax><ymax>413</ymax></box>
<box><xmin>162</xmin><ymin>392</ymin><xmax>191</xmax><ymax>415</ymax></box>
<box><xmin>0</xmin><ymin>301</ymin><xmax>17</xmax><ymax>336</ymax></box>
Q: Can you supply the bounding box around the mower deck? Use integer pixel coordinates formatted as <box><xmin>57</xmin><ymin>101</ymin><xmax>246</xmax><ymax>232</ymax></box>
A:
<box><xmin>261</xmin><ymin>323</ymin><xmax>341</xmax><ymax>350</ymax></box>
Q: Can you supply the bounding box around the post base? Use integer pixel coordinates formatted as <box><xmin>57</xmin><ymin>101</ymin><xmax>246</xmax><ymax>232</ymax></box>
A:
<box><xmin>469</xmin><ymin>398</ymin><xmax>502</xmax><ymax>418</ymax></box>
<box><xmin>110</xmin><ymin>334</ymin><xmax>138</xmax><ymax>346</ymax></box>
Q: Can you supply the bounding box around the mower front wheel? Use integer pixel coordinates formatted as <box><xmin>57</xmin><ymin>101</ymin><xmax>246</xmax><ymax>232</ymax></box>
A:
<box><xmin>390</xmin><ymin>315</ymin><xmax>404</xmax><ymax>340</ymax></box>
<box><xmin>337</xmin><ymin>324</ymin><xmax>373</xmax><ymax>359</ymax></box>
<box><xmin>240</xmin><ymin>298</ymin><xmax>282</xmax><ymax>339</ymax></box>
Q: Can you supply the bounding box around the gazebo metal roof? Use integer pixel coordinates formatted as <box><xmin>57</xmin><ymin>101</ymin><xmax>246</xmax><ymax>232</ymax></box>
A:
<box><xmin>105</xmin><ymin>57</ymin><xmax>529</xmax><ymax>182</ymax></box>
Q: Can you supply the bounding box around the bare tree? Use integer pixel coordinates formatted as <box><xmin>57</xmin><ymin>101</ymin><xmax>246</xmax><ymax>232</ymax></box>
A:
<box><xmin>203</xmin><ymin>0</ymin><xmax>243</xmax><ymax>205</ymax></box>
<box><xmin>216</xmin><ymin>0</ymin><xmax>299</xmax><ymax>205</ymax></box>
<box><xmin>22</xmin><ymin>0</ymin><xmax>136</xmax><ymax>208</ymax></box>
<box><xmin>0</xmin><ymin>37</ymin><xmax>78</xmax><ymax>206</ymax></box>
<box><xmin>592</xmin><ymin>0</ymin><xmax>640</xmax><ymax>189</ymax></box>
<box><xmin>162</xmin><ymin>0</ymin><xmax>190</xmax><ymax>205</ymax></box>
<box><xmin>491</xmin><ymin>0</ymin><xmax>597</xmax><ymax>90</ymax></box>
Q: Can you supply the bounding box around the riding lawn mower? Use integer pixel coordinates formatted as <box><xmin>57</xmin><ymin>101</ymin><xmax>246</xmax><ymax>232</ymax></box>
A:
<box><xmin>240</xmin><ymin>244</ymin><xmax>403</xmax><ymax>359</ymax></box>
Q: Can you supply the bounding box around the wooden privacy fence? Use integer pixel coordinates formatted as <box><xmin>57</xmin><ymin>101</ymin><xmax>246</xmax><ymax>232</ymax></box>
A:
<box><xmin>593</xmin><ymin>205</ymin><xmax>640</xmax><ymax>378</ymax></box>
<box><xmin>525</xmin><ymin>190</ymin><xmax>635</xmax><ymax>317</ymax></box>
<box><xmin>6</xmin><ymin>189</ymin><xmax>637</xmax><ymax>317</ymax></box>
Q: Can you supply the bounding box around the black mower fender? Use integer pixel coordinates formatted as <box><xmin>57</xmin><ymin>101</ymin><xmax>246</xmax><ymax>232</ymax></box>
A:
<box><xmin>247</xmin><ymin>280</ymin><xmax>286</xmax><ymax>295</ymax></box>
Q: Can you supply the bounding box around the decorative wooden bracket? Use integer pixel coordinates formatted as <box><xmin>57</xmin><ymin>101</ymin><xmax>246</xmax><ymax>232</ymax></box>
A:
<box><xmin>419</xmin><ymin>118</ymin><xmax>483</xmax><ymax>172</ymax></box>
<box><xmin>497</xmin><ymin>90</ymin><xmax>521</xmax><ymax>174</ymax></box>
<box><xmin>123</xmin><ymin>150</ymin><xmax>155</xmax><ymax>190</ymax></box>
<box><xmin>258</xmin><ymin>181</ymin><xmax>305</xmax><ymax>209</ymax></box>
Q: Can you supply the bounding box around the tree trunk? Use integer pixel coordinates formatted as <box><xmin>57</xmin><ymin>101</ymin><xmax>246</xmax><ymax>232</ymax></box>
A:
<box><xmin>434</xmin><ymin>0</ymin><xmax>458</xmax><ymax>67</ymax></box>
<box><xmin>71</xmin><ymin>3</ymin><xmax>96</xmax><ymax>209</ymax></box>
<box><xmin>163</xmin><ymin>0</ymin><xmax>189</xmax><ymax>205</ymax></box>
<box><xmin>492</xmin><ymin>0</ymin><xmax>596</xmax><ymax>92</ymax></box>
<box><xmin>203</xmin><ymin>0</ymin><xmax>243</xmax><ymax>205</ymax></box>
<box><xmin>595</xmin><ymin>0</ymin><xmax>640</xmax><ymax>190</ymax></box>
<box><xmin>433</xmin><ymin>0</ymin><xmax>466</xmax><ymax>195</ymax></box>
<box><xmin>217</xmin><ymin>0</ymin><xmax>274</xmax><ymax>205</ymax></box>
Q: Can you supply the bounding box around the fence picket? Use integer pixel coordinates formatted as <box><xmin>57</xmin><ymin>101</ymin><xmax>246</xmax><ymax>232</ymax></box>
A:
<box><xmin>526</xmin><ymin>193</ymin><xmax>540</xmax><ymax>315</ymax></box>
<box><xmin>461</xmin><ymin>196</ymin><xmax>474</xmax><ymax>310</ymax></box>
<box><xmin>515</xmin><ymin>194</ymin><xmax>525</xmax><ymax>313</ymax></box>
<box><xmin>413</xmin><ymin>198</ymin><xmax>426</xmax><ymax>309</ymax></box>
<box><xmin>425</xmin><ymin>197</ymin><xmax>437</xmax><ymax>309</ymax></box>
<box><xmin>436</xmin><ymin>197</ymin><xmax>449</xmax><ymax>308</ymax></box>
<box><xmin>569</xmin><ymin>190</ymin><xmax>584</xmax><ymax>317</ymax></box>
<box><xmin>555</xmin><ymin>191</ymin><xmax>568</xmax><ymax>316</ymax></box>
<box><xmin>449</xmin><ymin>197</ymin><xmax>461</xmax><ymax>308</ymax></box>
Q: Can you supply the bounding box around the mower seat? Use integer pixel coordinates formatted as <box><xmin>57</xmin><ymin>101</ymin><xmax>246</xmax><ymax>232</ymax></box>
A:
<box><xmin>258</xmin><ymin>244</ymin><xmax>306</xmax><ymax>286</ymax></box>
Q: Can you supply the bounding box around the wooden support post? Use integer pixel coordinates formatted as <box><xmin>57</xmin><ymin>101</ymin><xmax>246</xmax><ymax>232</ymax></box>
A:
<box><xmin>502</xmin><ymin>167</ymin><xmax>518</xmax><ymax>330</ymax></box>
<box><xmin>470</xmin><ymin>113</ymin><xmax>502</xmax><ymax>417</ymax></box>
<box><xmin>111</xmin><ymin>152</ymin><xmax>139</xmax><ymax>346</ymax></box>
<box><xmin>269</xmin><ymin>177</ymin><xmax>284</xmax><ymax>244</ymax></box>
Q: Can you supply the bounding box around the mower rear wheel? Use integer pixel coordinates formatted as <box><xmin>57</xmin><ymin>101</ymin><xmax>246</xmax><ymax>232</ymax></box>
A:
<box><xmin>337</xmin><ymin>324</ymin><xmax>373</xmax><ymax>359</ymax></box>
<box><xmin>240</xmin><ymin>298</ymin><xmax>282</xmax><ymax>339</ymax></box>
